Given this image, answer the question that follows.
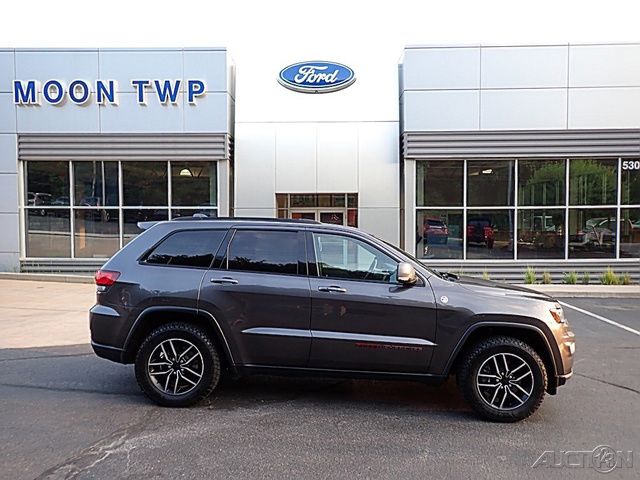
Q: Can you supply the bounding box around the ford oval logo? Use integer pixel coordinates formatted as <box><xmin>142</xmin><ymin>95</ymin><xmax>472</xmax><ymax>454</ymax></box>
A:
<box><xmin>278</xmin><ymin>61</ymin><xmax>356</xmax><ymax>93</ymax></box>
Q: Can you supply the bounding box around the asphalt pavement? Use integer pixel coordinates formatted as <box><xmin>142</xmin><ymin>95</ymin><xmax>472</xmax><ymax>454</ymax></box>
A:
<box><xmin>0</xmin><ymin>282</ymin><xmax>638</xmax><ymax>479</ymax></box>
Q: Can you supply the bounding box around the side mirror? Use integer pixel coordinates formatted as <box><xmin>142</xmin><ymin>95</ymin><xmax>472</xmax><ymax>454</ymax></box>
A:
<box><xmin>397</xmin><ymin>262</ymin><xmax>417</xmax><ymax>285</ymax></box>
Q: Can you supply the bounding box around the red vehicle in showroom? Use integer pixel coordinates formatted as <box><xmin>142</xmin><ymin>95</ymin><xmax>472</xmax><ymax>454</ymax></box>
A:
<box><xmin>467</xmin><ymin>219</ymin><xmax>495</xmax><ymax>249</ymax></box>
<box><xmin>423</xmin><ymin>218</ymin><xmax>449</xmax><ymax>244</ymax></box>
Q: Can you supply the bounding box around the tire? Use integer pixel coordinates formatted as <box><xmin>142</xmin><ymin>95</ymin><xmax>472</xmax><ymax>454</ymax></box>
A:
<box><xmin>135</xmin><ymin>322</ymin><xmax>221</xmax><ymax>407</ymax></box>
<box><xmin>456</xmin><ymin>336</ymin><xmax>547</xmax><ymax>422</ymax></box>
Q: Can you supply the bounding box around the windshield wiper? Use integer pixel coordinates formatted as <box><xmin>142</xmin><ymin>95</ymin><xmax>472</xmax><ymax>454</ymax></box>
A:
<box><xmin>432</xmin><ymin>269</ymin><xmax>459</xmax><ymax>281</ymax></box>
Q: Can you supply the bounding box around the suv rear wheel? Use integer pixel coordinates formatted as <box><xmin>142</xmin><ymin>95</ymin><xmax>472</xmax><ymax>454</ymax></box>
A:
<box><xmin>457</xmin><ymin>336</ymin><xmax>547</xmax><ymax>422</ymax></box>
<box><xmin>135</xmin><ymin>322</ymin><xmax>221</xmax><ymax>407</ymax></box>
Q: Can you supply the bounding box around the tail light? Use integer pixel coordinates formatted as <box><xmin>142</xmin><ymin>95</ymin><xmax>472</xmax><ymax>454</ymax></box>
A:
<box><xmin>95</xmin><ymin>269</ymin><xmax>120</xmax><ymax>288</ymax></box>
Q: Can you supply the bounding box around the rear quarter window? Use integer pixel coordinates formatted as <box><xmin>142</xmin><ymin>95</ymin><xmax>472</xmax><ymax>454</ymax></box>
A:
<box><xmin>144</xmin><ymin>229</ymin><xmax>226</xmax><ymax>268</ymax></box>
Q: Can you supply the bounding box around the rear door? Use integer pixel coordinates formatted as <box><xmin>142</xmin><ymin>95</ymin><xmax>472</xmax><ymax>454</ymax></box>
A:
<box><xmin>198</xmin><ymin>227</ymin><xmax>312</xmax><ymax>367</ymax></box>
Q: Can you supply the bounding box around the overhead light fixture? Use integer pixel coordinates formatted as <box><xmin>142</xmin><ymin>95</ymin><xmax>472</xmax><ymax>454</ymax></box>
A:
<box><xmin>482</xmin><ymin>169</ymin><xmax>493</xmax><ymax>175</ymax></box>
<box><xmin>179</xmin><ymin>168</ymin><xmax>193</xmax><ymax>177</ymax></box>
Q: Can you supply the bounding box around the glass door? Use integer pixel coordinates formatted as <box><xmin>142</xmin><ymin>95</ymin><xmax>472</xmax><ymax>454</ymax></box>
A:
<box><xmin>290</xmin><ymin>209</ymin><xmax>346</xmax><ymax>225</ymax></box>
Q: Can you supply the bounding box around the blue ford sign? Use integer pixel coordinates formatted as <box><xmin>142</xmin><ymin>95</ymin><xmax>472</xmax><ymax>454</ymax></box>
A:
<box><xmin>278</xmin><ymin>61</ymin><xmax>356</xmax><ymax>93</ymax></box>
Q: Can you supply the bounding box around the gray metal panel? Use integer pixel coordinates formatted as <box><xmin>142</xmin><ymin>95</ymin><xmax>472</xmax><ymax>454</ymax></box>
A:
<box><xmin>403</xmin><ymin>129</ymin><xmax>640</xmax><ymax>159</ymax></box>
<box><xmin>17</xmin><ymin>134</ymin><xmax>231</xmax><ymax>161</ymax></box>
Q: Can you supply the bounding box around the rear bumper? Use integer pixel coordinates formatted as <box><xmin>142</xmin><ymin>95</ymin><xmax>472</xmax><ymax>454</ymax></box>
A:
<box><xmin>557</xmin><ymin>369</ymin><xmax>573</xmax><ymax>387</ymax></box>
<box><xmin>91</xmin><ymin>340</ymin><xmax>125</xmax><ymax>363</ymax></box>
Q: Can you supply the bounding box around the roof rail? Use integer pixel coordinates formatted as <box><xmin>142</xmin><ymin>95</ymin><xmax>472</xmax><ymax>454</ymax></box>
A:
<box><xmin>171</xmin><ymin>216</ymin><xmax>321</xmax><ymax>225</ymax></box>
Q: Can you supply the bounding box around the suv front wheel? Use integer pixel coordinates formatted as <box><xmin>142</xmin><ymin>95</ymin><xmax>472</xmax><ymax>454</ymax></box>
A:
<box><xmin>457</xmin><ymin>336</ymin><xmax>547</xmax><ymax>422</ymax></box>
<box><xmin>135</xmin><ymin>322</ymin><xmax>221</xmax><ymax>407</ymax></box>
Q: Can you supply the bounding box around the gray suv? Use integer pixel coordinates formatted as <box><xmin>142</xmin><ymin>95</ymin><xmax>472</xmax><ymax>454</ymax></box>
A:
<box><xmin>90</xmin><ymin>218</ymin><xmax>574</xmax><ymax>422</ymax></box>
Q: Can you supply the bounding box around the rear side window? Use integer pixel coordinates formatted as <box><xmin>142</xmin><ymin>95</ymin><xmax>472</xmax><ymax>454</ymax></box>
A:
<box><xmin>227</xmin><ymin>230</ymin><xmax>299</xmax><ymax>275</ymax></box>
<box><xmin>145</xmin><ymin>230</ymin><xmax>226</xmax><ymax>268</ymax></box>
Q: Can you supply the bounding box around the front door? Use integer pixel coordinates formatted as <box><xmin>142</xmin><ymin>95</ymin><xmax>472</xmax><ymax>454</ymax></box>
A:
<box><xmin>291</xmin><ymin>210</ymin><xmax>346</xmax><ymax>225</ymax></box>
<box><xmin>198</xmin><ymin>228</ymin><xmax>311</xmax><ymax>367</ymax></box>
<box><xmin>307</xmin><ymin>231</ymin><xmax>437</xmax><ymax>373</ymax></box>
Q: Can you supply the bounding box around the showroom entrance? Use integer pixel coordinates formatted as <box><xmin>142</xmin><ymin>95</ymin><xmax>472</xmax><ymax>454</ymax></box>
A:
<box><xmin>276</xmin><ymin>193</ymin><xmax>359</xmax><ymax>227</ymax></box>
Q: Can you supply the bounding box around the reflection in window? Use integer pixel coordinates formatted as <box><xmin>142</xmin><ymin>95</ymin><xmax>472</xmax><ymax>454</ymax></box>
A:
<box><xmin>518</xmin><ymin>159</ymin><xmax>565</xmax><ymax>206</ymax></box>
<box><xmin>569</xmin><ymin>159</ymin><xmax>617</xmax><ymax>206</ymax></box>
<box><xmin>620</xmin><ymin>209</ymin><xmax>640</xmax><ymax>258</ymax></box>
<box><xmin>416</xmin><ymin>210</ymin><xmax>463</xmax><ymax>259</ymax></box>
<box><xmin>621</xmin><ymin>160</ymin><xmax>640</xmax><ymax>205</ymax></box>
<box><xmin>172</xmin><ymin>208</ymin><xmax>218</xmax><ymax>219</ymax></box>
<box><xmin>313</xmin><ymin>233</ymin><xmax>397</xmax><ymax>283</ymax></box>
<box><xmin>123</xmin><ymin>209</ymin><xmax>168</xmax><ymax>245</ymax></box>
<box><xmin>74</xmin><ymin>161</ymin><xmax>119</xmax><ymax>206</ymax></box>
<box><xmin>26</xmin><ymin>161</ymin><xmax>70</xmax><ymax>206</ymax></box>
<box><xmin>568</xmin><ymin>208</ymin><xmax>616</xmax><ymax>258</ymax></box>
<box><xmin>171</xmin><ymin>162</ymin><xmax>217</xmax><ymax>207</ymax></box>
<box><xmin>227</xmin><ymin>230</ymin><xmax>299</xmax><ymax>275</ymax></box>
<box><xmin>466</xmin><ymin>210</ymin><xmax>514</xmax><ymax>259</ymax></box>
<box><xmin>467</xmin><ymin>160</ymin><xmax>515</xmax><ymax>207</ymax></box>
<box><xmin>122</xmin><ymin>162</ymin><xmax>168</xmax><ymax>206</ymax></box>
<box><xmin>517</xmin><ymin>209</ymin><xmax>565</xmax><ymax>259</ymax></box>
<box><xmin>26</xmin><ymin>209</ymin><xmax>71</xmax><ymax>257</ymax></box>
<box><xmin>416</xmin><ymin>161</ymin><xmax>463</xmax><ymax>206</ymax></box>
<box><xmin>74</xmin><ymin>209</ymin><xmax>119</xmax><ymax>258</ymax></box>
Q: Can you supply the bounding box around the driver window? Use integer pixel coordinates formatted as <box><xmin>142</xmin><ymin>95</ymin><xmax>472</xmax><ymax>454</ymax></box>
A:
<box><xmin>312</xmin><ymin>233</ymin><xmax>398</xmax><ymax>283</ymax></box>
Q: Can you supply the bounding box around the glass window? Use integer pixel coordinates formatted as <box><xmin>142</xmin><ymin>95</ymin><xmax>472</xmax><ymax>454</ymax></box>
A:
<box><xmin>313</xmin><ymin>233</ymin><xmax>398</xmax><ymax>283</ymax></box>
<box><xmin>171</xmin><ymin>162</ymin><xmax>217</xmax><ymax>207</ymax></box>
<box><xmin>172</xmin><ymin>208</ymin><xmax>218</xmax><ymax>219</ymax></box>
<box><xmin>26</xmin><ymin>161</ymin><xmax>70</xmax><ymax>206</ymax></box>
<box><xmin>620</xmin><ymin>208</ymin><xmax>640</xmax><ymax>258</ymax></box>
<box><xmin>123</xmin><ymin>209</ymin><xmax>168</xmax><ymax>245</ymax></box>
<box><xmin>416</xmin><ymin>210</ymin><xmax>463</xmax><ymax>259</ymax></box>
<box><xmin>569</xmin><ymin>159</ymin><xmax>617</xmax><ymax>205</ymax></box>
<box><xmin>74</xmin><ymin>209</ymin><xmax>119</xmax><ymax>258</ymax></box>
<box><xmin>466</xmin><ymin>210</ymin><xmax>514</xmax><ymax>259</ymax></box>
<box><xmin>467</xmin><ymin>160</ymin><xmax>515</xmax><ymax>206</ymax></box>
<box><xmin>227</xmin><ymin>230</ymin><xmax>299</xmax><ymax>275</ymax></box>
<box><xmin>145</xmin><ymin>230</ymin><xmax>226</xmax><ymax>268</ymax></box>
<box><xmin>517</xmin><ymin>209</ymin><xmax>565</xmax><ymax>259</ymax></box>
<box><xmin>621</xmin><ymin>159</ymin><xmax>640</xmax><ymax>205</ymax></box>
<box><xmin>518</xmin><ymin>159</ymin><xmax>565</xmax><ymax>206</ymax></box>
<box><xmin>347</xmin><ymin>209</ymin><xmax>358</xmax><ymax>227</ymax></box>
<box><xmin>26</xmin><ymin>209</ymin><xmax>71</xmax><ymax>257</ymax></box>
<box><xmin>122</xmin><ymin>162</ymin><xmax>167</xmax><ymax>206</ymax></box>
<box><xmin>73</xmin><ymin>161</ymin><xmax>119</xmax><ymax>206</ymax></box>
<box><xmin>568</xmin><ymin>208</ymin><xmax>616</xmax><ymax>258</ymax></box>
<box><xmin>416</xmin><ymin>161</ymin><xmax>463</xmax><ymax>207</ymax></box>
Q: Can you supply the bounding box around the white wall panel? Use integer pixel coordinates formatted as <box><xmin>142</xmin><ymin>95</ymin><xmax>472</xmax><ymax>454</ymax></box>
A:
<box><xmin>0</xmin><ymin>213</ymin><xmax>19</xmax><ymax>252</ymax></box>
<box><xmin>358</xmin><ymin>122</ymin><xmax>399</xmax><ymax>208</ymax></box>
<box><xmin>402</xmin><ymin>47</ymin><xmax>480</xmax><ymax>90</ymax></box>
<box><xmin>0</xmin><ymin>174</ymin><xmax>18</xmax><ymax>213</ymax></box>
<box><xmin>481</xmin><ymin>89</ymin><xmax>567</xmax><ymax>130</ymax></box>
<box><xmin>100</xmin><ymin>92</ymin><xmax>183</xmax><ymax>132</ymax></box>
<box><xmin>0</xmin><ymin>134</ymin><xmax>16</xmax><ymax>173</ymax></box>
<box><xmin>481</xmin><ymin>46</ymin><xmax>568</xmax><ymax>88</ymax></box>
<box><xmin>0</xmin><ymin>94</ymin><xmax>16</xmax><ymax>133</ymax></box>
<box><xmin>275</xmin><ymin>124</ymin><xmax>316</xmax><ymax>192</ymax></box>
<box><xmin>0</xmin><ymin>252</ymin><xmax>19</xmax><ymax>271</ymax></box>
<box><xmin>359</xmin><ymin>207</ymin><xmax>399</xmax><ymax>244</ymax></box>
<box><xmin>183</xmin><ymin>92</ymin><xmax>229</xmax><ymax>133</ymax></box>
<box><xmin>15</xmin><ymin>51</ymin><xmax>99</xmax><ymax>89</ymax></box>
<box><xmin>568</xmin><ymin>87</ymin><xmax>640</xmax><ymax>129</ymax></box>
<box><xmin>0</xmin><ymin>51</ymin><xmax>14</xmax><ymax>93</ymax></box>
<box><xmin>316</xmin><ymin>124</ymin><xmax>358</xmax><ymax>193</ymax></box>
<box><xmin>234</xmin><ymin>123</ymin><xmax>276</xmax><ymax>209</ymax></box>
<box><xmin>99</xmin><ymin>50</ymin><xmax>184</xmax><ymax>93</ymax></box>
<box><xmin>17</xmin><ymin>101</ymin><xmax>99</xmax><ymax>133</ymax></box>
<box><xmin>569</xmin><ymin>44</ymin><xmax>640</xmax><ymax>87</ymax></box>
<box><xmin>403</xmin><ymin>90</ymin><xmax>479</xmax><ymax>131</ymax></box>
<box><xmin>234</xmin><ymin>208</ymin><xmax>276</xmax><ymax>217</ymax></box>
<box><xmin>183</xmin><ymin>50</ymin><xmax>228</xmax><ymax>92</ymax></box>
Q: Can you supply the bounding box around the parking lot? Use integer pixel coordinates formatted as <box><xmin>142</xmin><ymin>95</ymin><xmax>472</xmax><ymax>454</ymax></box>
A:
<box><xmin>0</xmin><ymin>280</ymin><xmax>638</xmax><ymax>479</ymax></box>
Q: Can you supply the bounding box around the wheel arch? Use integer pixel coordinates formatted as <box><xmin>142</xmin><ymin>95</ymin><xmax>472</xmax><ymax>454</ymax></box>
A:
<box><xmin>444</xmin><ymin>321</ymin><xmax>559</xmax><ymax>394</ymax></box>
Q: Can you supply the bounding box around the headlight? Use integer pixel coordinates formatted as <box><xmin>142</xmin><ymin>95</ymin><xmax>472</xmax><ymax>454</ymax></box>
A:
<box><xmin>549</xmin><ymin>303</ymin><xmax>565</xmax><ymax>324</ymax></box>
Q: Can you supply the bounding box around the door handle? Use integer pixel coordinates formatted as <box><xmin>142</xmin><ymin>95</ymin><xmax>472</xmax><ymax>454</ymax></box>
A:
<box><xmin>318</xmin><ymin>285</ymin><xmax>347</xmax><ymax>293</ymax></box>
<box><xmin>210</xmin><ymin>277</ymin><xmax>239</xmax><ymax>285</ymax></box>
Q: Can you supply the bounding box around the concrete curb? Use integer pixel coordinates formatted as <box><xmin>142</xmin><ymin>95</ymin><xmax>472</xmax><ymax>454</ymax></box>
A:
<box><xmin>0</xmin><ymin>272</ymin><xmax>93</xmax><ymax>284</ymax></box>
<box><xmin>522</xmin><ymin>284</ymin><xmax>640</xmax><ymax>298</ymax></box>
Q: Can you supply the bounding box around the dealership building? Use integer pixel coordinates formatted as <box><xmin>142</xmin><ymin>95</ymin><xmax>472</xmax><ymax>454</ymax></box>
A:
<box><xmin>0</xmin><ymin>43</ymin><xmax>639</xmax><ymax>280</ymax></box>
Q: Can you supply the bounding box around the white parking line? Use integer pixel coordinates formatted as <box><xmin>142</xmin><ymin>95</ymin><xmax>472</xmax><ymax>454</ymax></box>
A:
<box><xmin>560</xmin><ymin>301</ymin><xmax>640</xmax><ymax>336</ymax></box>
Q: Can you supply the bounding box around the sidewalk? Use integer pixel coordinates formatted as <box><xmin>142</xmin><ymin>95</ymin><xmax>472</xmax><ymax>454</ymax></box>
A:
<box><xmin>524</xmin><ymin>284</ymin><xmax>640</xmax><ymax>298</ymax></box>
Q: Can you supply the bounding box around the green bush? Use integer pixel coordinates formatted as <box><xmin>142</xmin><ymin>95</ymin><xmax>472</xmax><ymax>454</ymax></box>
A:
<box><xmin>542</xmin><ymin>271</ymin><xmax>552</xmax><ymax>284</ymax></box>
<box><xmin>621</xmin><ymin>273</ymin><xmax>632</xmax><ymax>285</ymax></box>
<box><xmin>600</xmin><ymin>267</ymin><xmax>620</xmax><ymax>285</ymax></box>
<box><xmin>581</xmin><ymin>272</ymin><xmax>591</xmax><ymax>285</ymax></box>
<box><xmin>524</xmin><ymin>267</ymin><xmax>536</xmax><ymax>284</ymax></box>
<box><xmin>563</xmin><ymin>272</ymin><xmax>578</xmax><ymax>284</ymax></box>
<box><xmin>482</xmin><ymin>270</ymin><xmax>490</xmax><ymax>281</ymax></box>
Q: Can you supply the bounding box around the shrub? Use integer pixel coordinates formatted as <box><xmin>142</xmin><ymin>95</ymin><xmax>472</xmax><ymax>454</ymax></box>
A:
<box><xmin>600</xmin><ymin>267</ymin><xmax>620</xmax><ymax>285</ymax></box>
<box><xmin>524</xmin><ymin>267</ymin><xmax>536</xmax><ymax>284</ymax></box>
<box><xmin>621</xmin><ymin>273</ymin><xmax>632</xmax><ymax>285</ymax></box>
<box><xmin>581</xmin><ymin>272</ymin><xmax>590</xmax><ymax>285</ymax></box>
<box><xmin>482</xmin><ymin>270</ymin><xmax>490</xmax><ymax>281</ymax></box>
<box><xmin>563</xmin><ymin>272</ymin><xmax>577</xmax><ymax>284</ymax></box>
<box><xmin>542</xmin><ymin>271</ymin><xmax>552</xmax><ymax>284</ymax></box>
